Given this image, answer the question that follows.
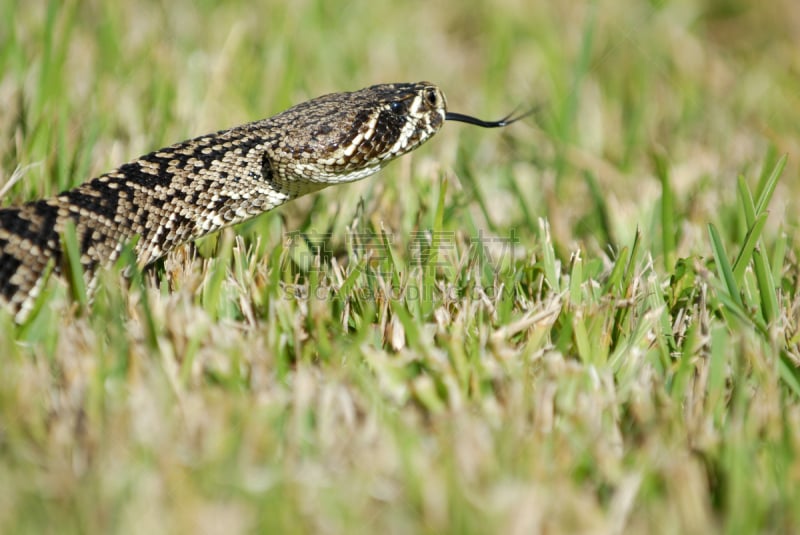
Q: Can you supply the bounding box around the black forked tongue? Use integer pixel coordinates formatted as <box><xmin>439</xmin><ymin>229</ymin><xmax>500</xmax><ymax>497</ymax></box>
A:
<box><xmin>445</xmin><ymin>108</ymin><xmax>534</xmax><ymax>128</ymax></box>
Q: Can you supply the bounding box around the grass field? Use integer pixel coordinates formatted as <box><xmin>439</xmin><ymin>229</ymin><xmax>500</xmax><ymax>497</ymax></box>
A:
<box><xmin>2</xmin><ymin>0</ymin><xmax>800</xmax><ymax>533</ymax></box>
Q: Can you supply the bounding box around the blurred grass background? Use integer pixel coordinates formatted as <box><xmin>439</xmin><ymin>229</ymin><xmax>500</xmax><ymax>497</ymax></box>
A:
<box><xmin>1</xmin><ymin>0</ymin><xmax>800</xmax><ymax>533</ymax></box>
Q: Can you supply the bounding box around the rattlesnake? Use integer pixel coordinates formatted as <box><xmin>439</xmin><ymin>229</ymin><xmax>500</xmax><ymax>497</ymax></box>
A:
<box><xmin>0</xmin><ymin>82</ymin><xmax>526</xmax><ymax>321</ymax></box>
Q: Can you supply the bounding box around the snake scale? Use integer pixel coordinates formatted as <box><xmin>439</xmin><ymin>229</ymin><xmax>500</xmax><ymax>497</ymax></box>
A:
<box><xmin>0</xmin><ymin>82</ymin><xmax>526</xmax><ymax>321</ymax></box>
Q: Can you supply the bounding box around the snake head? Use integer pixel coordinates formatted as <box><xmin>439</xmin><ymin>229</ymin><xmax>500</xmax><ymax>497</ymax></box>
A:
<box><xmin>266</xmin><ymin>82</ymin><xmax>447</xmax><ymax>185</ymax></box>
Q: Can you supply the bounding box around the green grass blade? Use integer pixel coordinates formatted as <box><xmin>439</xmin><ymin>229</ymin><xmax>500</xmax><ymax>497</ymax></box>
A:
<box><xmin>540</xmin><ymin>218</ymin><xmax>560</xmax><ymax>293</ymax></box>
<box><xmin>731</xmin><ymin>212</ymin><xmax>767</xmax><ymax>283</ymax></box>
<box><xmin>116</xmin><ymin>237</ymin><xmax>158</xmax><ymax>350</ymax></box>
<box><xmin>752</xmin><ymin>246</ymin><xmax>778</xmax><ymax>325</ymax></box>
<box><xmin>602</xmin><ymin>245</ymin><xmax>629</xmax><ymax>293</ymax></box>
<box><xmin>380</xmin><ymin>224</ymin><xmax>401</xmax><ymax>290</ymax></box>
<box><xmin>568</xmin><ymin>253</ymin><xmax>583</xmax><ymax>306</ymax></box>
<box><xmin>653</xmin><ymin>150</ymin><xmax>675</xmax><ymax>271</ymax></box>
<box><xmin>621</xmin><ymin>228</ymin><xmax>643</xmax><ymax>292</ymax></box>
<box><xmin>708</xmin><ymin>325</ymin><xmax>729</xmax><ymax>420</ymax></box>
<box><xmin>708</xmin><ymin>223</ymin><xmax>743</xmax><ymax>309</ymax></box>
<box><xmin>202</xmin><ymin>230</ymin><xmax>235</xmax><ymax>319</ymax></box>
<box><xmin>754</xmin><ymin>144</ymin><xmax>778</xmax><ymax>196</ymax></box>
<box><xmin>737</xmin><ymin>175</ymin><xmax>756</xmax><ymax>228</ymax></box>
<box><xmin>420</xmin><ymin>175</ymin><xmax>447</xmax><ymax>318</ymax></box>
<box><xmin>338</xmin><ymin>255</ymin><xmax>367</xmax><ymax>300</ymax></box>
<box><xmin>770</xmin><ymin>232</ymin><xmax>787</xmax><ymax>285</ymax></box>
<box><xmin>60</xmin><ymin>220</ymin><xmax>88</xmax><ymax>311</ymax></box>
<box><xmin>754</xmin><ymin>154</ymin><xmax>786</xmax><ymax>215</ymax></box>
<box><xmin>778</xmin><ymin>352</ymin><xmax>800</xmax><ymax>398</ymax></box>
<box><xmin>756</xmin><ymin>154</ymin><xmax>788</xmax><ymax>213</ymax></box>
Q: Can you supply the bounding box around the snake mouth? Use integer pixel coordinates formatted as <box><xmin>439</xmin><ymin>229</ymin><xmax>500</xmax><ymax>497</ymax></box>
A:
<box><xmin>445</xmin><ymin>108</ymin><xmax>534</xmax><ymax>128</ymax></box>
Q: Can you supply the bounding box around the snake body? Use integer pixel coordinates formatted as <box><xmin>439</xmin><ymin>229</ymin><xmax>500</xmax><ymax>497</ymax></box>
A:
<box><xmin>0</xmin><ymin>82</ymin><xmax>522</xmax><ymax>321</ymax></box>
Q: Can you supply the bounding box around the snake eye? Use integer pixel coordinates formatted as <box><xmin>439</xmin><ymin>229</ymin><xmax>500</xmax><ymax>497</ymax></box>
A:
<box><xmin>425</xmin><ymin>89</ymin><xmax>438</xmax><ymax>107</ymax></box>
<box><xmin>389</xmin><ymin>101</ymin><xmax>403</xmax><ymax>114</ymax></box>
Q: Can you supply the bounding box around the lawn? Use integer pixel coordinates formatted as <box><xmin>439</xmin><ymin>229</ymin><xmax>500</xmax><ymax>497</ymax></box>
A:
<box><xmin>1</xmin><ymin>0</ymin><xmax>800</xmax><ymax>533</ymax></box>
